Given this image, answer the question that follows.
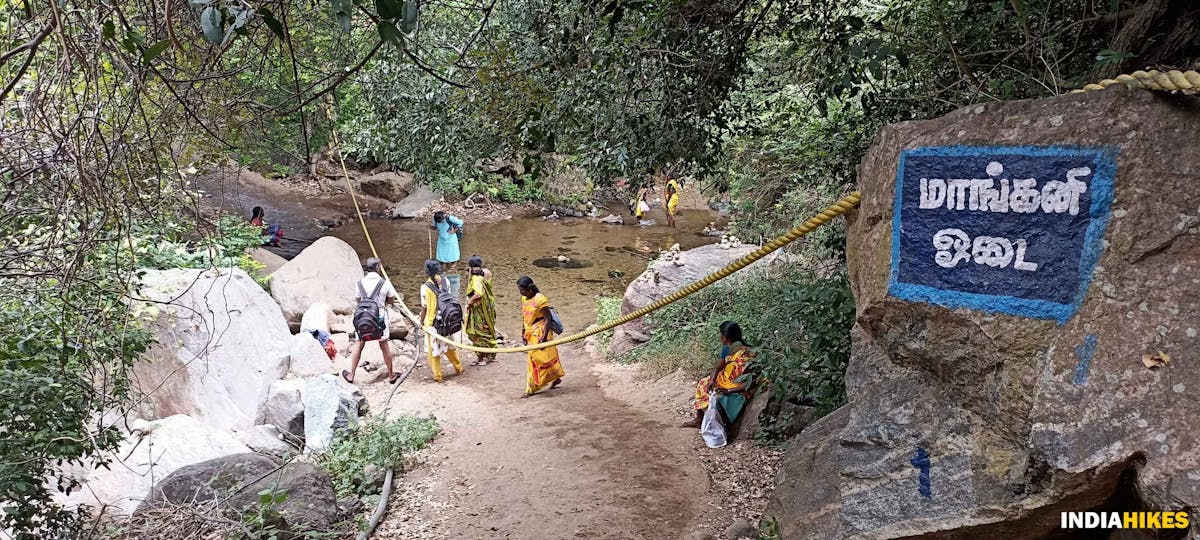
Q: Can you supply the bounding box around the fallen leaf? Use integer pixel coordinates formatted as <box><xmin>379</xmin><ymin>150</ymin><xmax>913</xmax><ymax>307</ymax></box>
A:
<box><xmin>1141</xmin><ymin>351</ymin><xmax>1170</xmax><ymax>369</ymax></box>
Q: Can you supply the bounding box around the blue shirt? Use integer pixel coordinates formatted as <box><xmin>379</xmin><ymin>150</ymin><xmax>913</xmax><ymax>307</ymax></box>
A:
<box><xmin>435</xmin><ymin>215</ymin><xmax>464</xmax><ymax>263</ymax></box>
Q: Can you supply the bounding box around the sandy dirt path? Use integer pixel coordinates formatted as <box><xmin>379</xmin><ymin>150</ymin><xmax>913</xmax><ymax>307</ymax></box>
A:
<box><xmin>362</xmin><ymin>340</ymin><xmax>713</xmax><ymax>540</ymax></box>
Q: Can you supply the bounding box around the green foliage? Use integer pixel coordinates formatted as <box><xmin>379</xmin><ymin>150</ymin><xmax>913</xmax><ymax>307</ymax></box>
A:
<box><xmin>722</xmin><ymin>94</ymin><xmax>869</xmax><ymax>263</ymax></box>
<box><xmin>592</xmin><ymin>295</ymin><xmax>622</xmax><ymax>356</ymax></box>
<box><xmin>318</xmin><ymin>416</ymin><xmax>439</xmax><ymax>498</ymax></box>
<box><xmin>619</xmin><ymin>268</ymin><xmax>854</xmax><ymax>415</ymax></box>
<box><xmin>758</xmin><ymin>516</ymin><xmax>781</xmax><ymax>539</ymax></box>
<box><xmin>237</xmin><ymin>488</ymin><xmax>290</xmax><ymax>540</ymax></box>
<box><xmin>123</xmin><ymin>215</ymin><xmax>270</xmax><ymax>286</ymax></box>
<box><xmin>460</xmin><ymin>173</ymin><xmax>546</xmax><ymax>203</ymax></box>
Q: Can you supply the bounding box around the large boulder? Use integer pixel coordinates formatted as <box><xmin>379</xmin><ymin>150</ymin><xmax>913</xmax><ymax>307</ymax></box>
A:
<box><xmin>610</xmin><ymin>244</ymin><xmax>784</xmax><ymax>356</ymax></box>
<box><xmin>138</xmin><ymin>453</ymin><xmax>339</xmax><ymax>531</ymax></box>
<box><xmin>768</xmin><ymin>89</ymin><xmax>1200</xmax><ymax>537</ymax></box>
<box><xmin>389</xmin><ymin>186</ymin><xmax>443</xmax><ymax>218</ymax></box>
<box><xmin>132</xmin><ymin>268</ymin><xmax>290</xmax><ymax>431</ymax></box>
<box><xmin>55</xmin><ymin>415</ymin><xmax>251</xmax><ymax>515</ymax></box>
<box><xmin>302</xmin><ymin>374</ymin><xmax>367</xmax><ymax>453</ymax></box>
<box><xmin>258</xmin><ymin>378</ymin><xmax>306</xmax><ymax>440</ymax></box>
<box><xmin>270</xmin><ymin>237</ymin><xmax>364</xmax><ymax>322</ymax></box>
<box><xmin>358</xmin><ymin>171</ymin><xmax>415</xmax><ymax>202</ymax></box>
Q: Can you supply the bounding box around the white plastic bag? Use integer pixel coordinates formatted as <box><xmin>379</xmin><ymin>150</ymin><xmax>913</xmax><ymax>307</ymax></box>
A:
<box><xmin>638</xmin><ymin>201</ymin><xmax>650</xmax><ymax>213</ymax></box>
<box><xmin>700</xmin><ymin>391</ymin><xmax>727</xmax><ymax>448</ymax></box>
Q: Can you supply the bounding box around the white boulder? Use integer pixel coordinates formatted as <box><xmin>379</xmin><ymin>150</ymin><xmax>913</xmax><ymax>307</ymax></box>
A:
<box><xmin>56</xmin><ymin>414</ymin><xmax>251</xmax><ymax>515</ymax></box>
<box><xmin>258</xmin><ymin>378</ymin><xmax>306</xmax><ymax>440</ymax></box>
<box><xmin>302</xmin><ymin>374</ymin><xmax>366</xmax><ymax>453</ymax></box>
<box><xmin>270</xmin><ymin>237</ymin><xmax>364</xmax><ymax>322</ymax></box>
<box><xmin>610</xmin><ymin>244</ymin><xmax>784</xmax><ymax>356</ymax></box>
<box><xmin>132</xmin><ymin>268</ymin><xmax>291</xmax><ymax>432</ymax></box>
<box><xmin>289</xmin><ymin>332</ymin><xmax>334</xmax><ymax>377</ymax></box>
<box><xmin>235</xmin><ymin>424</ymin><xmax>299</xmax><ymax>457</ymax></box>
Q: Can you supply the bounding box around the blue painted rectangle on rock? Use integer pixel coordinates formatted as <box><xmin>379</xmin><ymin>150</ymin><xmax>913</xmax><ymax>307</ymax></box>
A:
<box><xmin>888</xmin><ymin>145</ymin><xmax>1117</xmax><ymax>323</ymax></box>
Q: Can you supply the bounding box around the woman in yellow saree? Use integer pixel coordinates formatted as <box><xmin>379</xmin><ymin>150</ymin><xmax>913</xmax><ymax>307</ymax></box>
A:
<box><xmin>517</xmin><ymin>276</ymin><xmax>564</xmax><ymax>397</ymax></box>
<box><xmin>465</xmin><ymin>255</ymin><xmax>498</xmax><ymax>365</ymax></box>
<box><xmin>683</xmin><ymin>321</ymin><xmax>756</xmax><ymax>427</ymax></box>
<box><xmin>664</xmin><ymin>175</ymin><xmax>681</xmax><ymax>228</ymax></box>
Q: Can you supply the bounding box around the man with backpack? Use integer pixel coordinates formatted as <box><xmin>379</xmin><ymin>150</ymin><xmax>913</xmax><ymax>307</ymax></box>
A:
<box><xmin>418</xmin><ymin>259</ymin><xmax>464</xmax><ymax>383</ymax></box>
<box><xmin>343</xmin><ymin>257</ymin><xmax>401</xmax><ymax>385</ymax></box>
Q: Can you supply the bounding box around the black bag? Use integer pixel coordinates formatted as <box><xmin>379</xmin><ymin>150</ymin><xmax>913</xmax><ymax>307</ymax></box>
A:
<box><xmin>353</xmin><ymin>279</ymin><xmax>387</xmax><ymax>341</ymax></box>
<box><xmin>428</xmin><ymin>278</ymin><xmax>463</xmax><ymax>336</ymax></box>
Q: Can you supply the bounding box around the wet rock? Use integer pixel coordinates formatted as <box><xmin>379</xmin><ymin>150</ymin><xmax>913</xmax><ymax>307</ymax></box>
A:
<box><xmin>271</xmin><ymin>236</ymin><xmax>364</xmax><ymax>322</ymax></box>
<box><xmin>723</xmin><ymin>518</ymin><xmax>758</xmax><ymax>539</ymax></box>
<box><xmin>389</xmin><ymin>186</ymin><xmax>443</xmax><ymax>218</ymax></box>
<box><xmin>358</xmin><ymin>171</ymin><xmax>415</xmax><ymax>202</ymax></box>
<box><xmin>258</xmin><ymin>379</ymin><xmax>306</xmax><ymax>440</ymax></box>
<box><xmin>132</xmin><ymin>269</ymin><xmax>290</xmax><ymax>431</ymax></box>
<box><xmin>302</xmin><ymin>374</ymin><xmax>366</xmax><ymax>453</ymax></box>
<box><xmin>139</xmin><ymin>453</ymin><xmax>339</xmax><ymax>532</ymax></box>
<box><xmin>769</xmin><ymin>88</ymin><xmax>1200</xmax><ymax>538</ymax></box>
<box><xmin>56</xmin><ymin>414</ymin><xmax>252</xmax><ymax>515</ymax></box>
<box><xmin>598</xmin><ymin>214</ymin><xmax>624</xmax><ymax>225</ymax></box>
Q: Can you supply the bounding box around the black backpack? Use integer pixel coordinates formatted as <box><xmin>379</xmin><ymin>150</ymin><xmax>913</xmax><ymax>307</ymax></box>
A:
<box><xmin>353</xmin><ymin>279</ymin><xmax>387</xmax><ymax>341</ymax></box>
<box><xmin>428</xmin><ymin>278</ymin><xmax>463</xmax><ymax>336</ymax></box>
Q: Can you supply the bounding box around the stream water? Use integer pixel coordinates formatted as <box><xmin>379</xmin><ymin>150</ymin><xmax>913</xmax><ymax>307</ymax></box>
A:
<box><xmin>332</xmin><ymin>207</ymin><xmax>724</xmax><ymax>334</ymax></box>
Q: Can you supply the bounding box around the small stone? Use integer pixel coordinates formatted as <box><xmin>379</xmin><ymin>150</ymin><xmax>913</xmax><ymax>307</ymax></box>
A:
<box><xmin>1173</xmin><ymin>383</ymin><xmax>1186</xmax><ymax>393</ymax></box>
<box><xmin>723</xmin><ymin>518</ymin><xmax>758</xmax><ymax>539</ymax></box>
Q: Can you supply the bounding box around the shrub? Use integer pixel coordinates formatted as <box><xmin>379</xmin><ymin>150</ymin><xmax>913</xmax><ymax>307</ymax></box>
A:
<box><xmin>617</xmin><ymin>267</ymin><xmax>854</xmax><ymax>419</ymax></box>
<box><xmin>318</xmin><ymin>416</ymin><xmax>440</xmax><ymax>499</ymax></box>
<box><xmin>592</xmin><ymin>296</ymin><xmax>622</xmax><ymax>356</ymax></box>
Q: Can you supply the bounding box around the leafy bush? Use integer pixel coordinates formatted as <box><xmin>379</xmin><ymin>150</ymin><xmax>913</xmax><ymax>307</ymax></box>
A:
<box><xmin>618</xmin><ymin>267</ymin><xmax>854</xmax><ymax>416</ymax></box>
<box><xmin>592</xmin><ymin>296</ymin><xmax>623</xmax><ymax>356</ymax></box>
<box><xmin>318</xmin><ymin>416</ymin><xmax>439</xmax><ymax>499</ymax></box>
<box><xmin>129</xmin><ymin>215</ymin><xmax>269</xmax><ymax>286</ymax></box>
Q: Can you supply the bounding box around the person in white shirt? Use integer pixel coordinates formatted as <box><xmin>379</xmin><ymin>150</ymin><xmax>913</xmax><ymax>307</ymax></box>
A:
<box><xmin>342</xmin><ymin>258</ymin><xmax>401</xmax><ymax>384</ymax></box>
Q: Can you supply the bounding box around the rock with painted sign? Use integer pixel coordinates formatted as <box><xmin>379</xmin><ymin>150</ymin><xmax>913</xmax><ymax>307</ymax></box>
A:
<box><xmin>770</xmin><ymin>88</ymin><xmax>1200</xmax><ymax>538</ymax></box>
<box><xmin>891</xmin><ymin>146</ymin><xmax>1115</xmax><ymax>322</ymax></box>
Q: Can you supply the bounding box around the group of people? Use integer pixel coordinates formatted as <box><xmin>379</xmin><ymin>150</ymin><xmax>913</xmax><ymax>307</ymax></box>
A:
<box><xmin>338</xmin><ymin>208</ymin><xmax>566</xmax><ymax>397</ymax></box>
<box><xmin>258</xmin><ymin>174</ymin><xmax>753</xmax><ymax>422</ymax></box>
<box><xmin>631</xmin><ymin>172</ymin><xmax>683</xmax><ymax>227</ymax></box>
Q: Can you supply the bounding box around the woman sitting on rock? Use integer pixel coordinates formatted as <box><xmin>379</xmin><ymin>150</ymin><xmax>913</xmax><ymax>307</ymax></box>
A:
<box><xmin>682</xmin><ymin>321</ymin><xmax>757</xmax><ymax>428</ymax></box>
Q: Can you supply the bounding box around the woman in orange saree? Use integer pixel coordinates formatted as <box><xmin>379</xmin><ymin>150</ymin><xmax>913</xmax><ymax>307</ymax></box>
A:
<box><xmin>682</xmin><ymin>321</ymin><xmax>755</xmax><ymax>427</ymax></box>
<box><xmin>517</xmin><ymin>276</ymin><xmax>564</xmax><ymax>397</ymax></box>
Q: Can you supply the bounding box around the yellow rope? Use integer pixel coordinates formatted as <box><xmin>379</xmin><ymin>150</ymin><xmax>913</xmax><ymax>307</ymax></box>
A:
<box><xmin>326</xmin><ymin>122</ymin><xmax>858</xmax><ymax>353</ymax></box>
<box><xmin>1073</xmin><ymin>69</ymin><xmax>1200</xmax><ymax>93</ymax></box>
